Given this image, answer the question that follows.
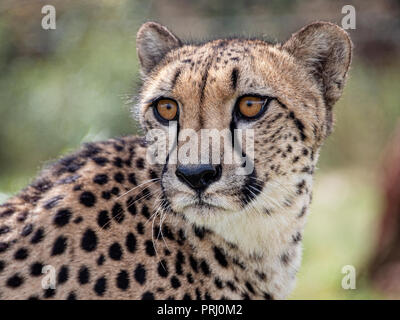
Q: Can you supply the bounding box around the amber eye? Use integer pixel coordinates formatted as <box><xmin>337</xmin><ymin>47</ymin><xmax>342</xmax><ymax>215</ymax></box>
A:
<box><xmin>155</xmin><ymin>99</ymin><xmax>178</xmax><ymax>122</ymax></box>
<box><xmin>237</xmin><ymin>96</ymin><xmax>267</xmax><ymax>119</ymax></box>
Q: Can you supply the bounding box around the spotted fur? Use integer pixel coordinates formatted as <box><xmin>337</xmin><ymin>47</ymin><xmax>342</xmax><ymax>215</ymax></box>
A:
<box><xmin>0</xmin><ymin>21</ymin><xmax>352</xmax><ymax>299</ymax></box>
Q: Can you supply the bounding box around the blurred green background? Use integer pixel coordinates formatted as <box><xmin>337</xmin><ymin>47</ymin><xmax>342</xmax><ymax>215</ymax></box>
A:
<box><xmin>1</xmin><ymin>0</ymin><xmax>399</xmax><ymax>299</ymax></box>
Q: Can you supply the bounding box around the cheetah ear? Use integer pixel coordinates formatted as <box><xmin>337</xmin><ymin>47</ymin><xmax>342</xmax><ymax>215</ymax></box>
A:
<box><xmin>136</xmin><ymin>22</ymin><xmax>182</xmax><ymax>76</ymax></box>
<box><xmin>282</xmin><ymin>21</ymin><xmax>352</xmax><ymax>108</ymax></box>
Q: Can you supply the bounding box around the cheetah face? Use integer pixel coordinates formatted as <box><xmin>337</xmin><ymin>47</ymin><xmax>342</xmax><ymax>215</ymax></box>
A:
<box><xmin>136</xmin><ymin>22</ymin><xmax>352</xmax><ymax>229</ymax></box>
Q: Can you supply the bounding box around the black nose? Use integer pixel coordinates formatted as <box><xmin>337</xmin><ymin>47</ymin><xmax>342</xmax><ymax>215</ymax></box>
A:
<box><xmin>175</xmin><ymin>164</ymin><xmax>222</xmax><ymax>191</ymax></box>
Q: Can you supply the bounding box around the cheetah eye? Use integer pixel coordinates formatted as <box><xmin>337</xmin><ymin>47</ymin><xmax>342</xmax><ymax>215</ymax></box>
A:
<box><xmin>153</xmin><ymin>98</ymin><xmax>179</xmax><ymax>123</ymax></box>
<box><xmin>236</xmin><ymin>95</ymin><xmax>270</xmax><ymax>120</ymax></box>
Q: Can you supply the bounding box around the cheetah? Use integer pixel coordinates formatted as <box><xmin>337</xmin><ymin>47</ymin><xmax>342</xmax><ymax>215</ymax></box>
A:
<box><xmin>0</xmin><ymin>21</ymin><xmax>352</xmax><ymax>300</ymax></box>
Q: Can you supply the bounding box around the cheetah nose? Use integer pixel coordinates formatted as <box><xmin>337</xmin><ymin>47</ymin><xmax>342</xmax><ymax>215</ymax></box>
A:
<box><xmin>175</xmin><ymin>164</ymin><xmax>222</xmax><ymax>191</ymax></box>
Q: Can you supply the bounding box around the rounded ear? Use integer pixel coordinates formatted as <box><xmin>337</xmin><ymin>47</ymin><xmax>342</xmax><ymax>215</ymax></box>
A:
<box><xmin>282</xmin><ymin>21</ymin><xmax>353</xmax><ymax>108</ymax></box>
<box><xmin>136</xmin><ymin>22</ymin><xmax>182</xmax><ymax>76</ymax></box>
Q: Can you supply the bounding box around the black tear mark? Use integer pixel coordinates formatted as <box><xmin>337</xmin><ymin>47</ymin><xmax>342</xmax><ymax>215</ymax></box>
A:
<box><xmin>231</xmin><ymin>68</ymin><xmax>239</xmax><ymax>91</ymax></box>
<box><xmin>288</xmin><ymin>111</ymin><xmax>306</xmax><ymax>141</ymax></box>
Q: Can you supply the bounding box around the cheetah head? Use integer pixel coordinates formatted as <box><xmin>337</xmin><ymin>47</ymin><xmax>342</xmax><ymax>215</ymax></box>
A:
<box><xmin>135</xmin><ymin>22</ymin><xmax>352</xmax><ymax>250</ymax></box>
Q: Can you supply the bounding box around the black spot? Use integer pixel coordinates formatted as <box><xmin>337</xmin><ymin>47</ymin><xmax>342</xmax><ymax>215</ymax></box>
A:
<box><xmin>56</xmin><ymin>174</ymin><xmax>80</xmax><ymax>185</ymax></box>
<box><xmin>94</xmin><ymin>277</ymin><xmax>107</xmax><ymax>296</ymax></box>
<box><xmin>0</xmin><ymin>260</ymin><xmax>4</xmax><ymax>273</ymax></box>
<box><xmin>187</xmin><ymin>273</ymin><xmax>194</xmax><ymax>284</ymax></box>
<box><xmin>78</xmin><ymin>266</ymin><xmax>90</xmax><ymax>284</ymax></box>
<box><xmin>200</xmin><ymin>260</ymin><xmax>211</xmax><ymax>276</ymax></box>
<box><xmin>296</xmin><ymin>179</ymin><xmax>306</xmax><ymax>195</ymax></box>
<box><xmin>183</xmin><ymin>293</ymin><xmax>192</xmax><ymax>300</ymax></box>
<box><xmin>141</xmin><ymin>291</ymin><xmax>154</xmax><ymax>300</ymax></box>
<box><xmin>114</xmin><ymin>172</ymin><xmax>125</xmax><ymax>183</ymax></box>
<box><xmin>141</xmin><ymin>205</ymin><xmax>150</xmax><ymax>219</ymax></box>
<box><xmin>31</xmin><ymin>178</ymin><xmax>53</xmax><ymax>193</ymax></box>
<box><xmin>97</xmin><ymin>210</ymin><xmax>110</xmax><ymax>229</ymax></box>
<box><xmin>177</xmin><ymin>228</ymin><xmax>186</xmax><ymax>245</ymax></box>
<box><xmin>43</xmin><ymin>195</ymin><xmax>64</xmax><ymax>210</ymax></box>
<box><xmin>126</xmin><ymin>197</ymin><xmax>137</xmax><ymax>215</ymax></box>
<box><xmin>170</xmin><ymin>276</ymin><xmax>181</xmax><ymax>288</ymax></box>
<box><xmin>292</xmin><ymin>232</ymin><xmax>302</xmax><ymax>243</ymax></box>
<box><xmin>149</xmin><ymin>169</ymin><xmax>158</xmax><ymax>180</ymax></box>
<box><xmin>1</xmin><ymin>208</ymin><xmax>15</xmax><ymax>218</ymax></box>
<box><xmin>79</xmin><ymin>191</ymin><xmax>96</xmax><ymax>207</ymax></box>
<box><xmin>128</xmin><ymin>173</ymin><xmax>137</xmax><ymax>185</ymax></box>
<box><xmin>193</xmin><ymin>226</ymin><xmax>205</xmax><ymax>239</ymax></box>
<box><xmin>213</xmin><ymin>246</ymin><xmax>228</xmax><ymax>268</ymax></box>
<box><xmin>214</xmin><ymin>277</ymin><xmax>223</xmax><ymax>289</ymax></box>
<box><xmin>81</xmin><ymin>229</ymin><xmax>98</xmax><ymax>252</ymax></box>
<box><xmin>16</xmin><ymin>210</ymin><xmax>28</xmax><ymax>222</ymax></box>
<box><xmin>67</xmin><ymin>292</ymin><xmax>76</xmax><ymax>300</ymax></box>
<box><xmin>111</xmin><ymin>187</ymin><xmax>120</xmax><ymax>195</ymax></box>
<box><xmin>97</xmin><ymin>254</ymin><xmax>105</xmax><ymax>266</ymax></box>
<box><xmin>0</xmin><ymin>241</ymin><xmax>9</xmax><ymax>253</ymax></box>
<box><xmin>255</xmin><ymin>271</ymin><xmax>266</xmax><ymax>281</ymax></box>
<box><xmin>263</xmin><ymin>292</ymin><xmax>273</xmax><ymax>300</ymax></box>
<box><xmin>190</xmin><ymin>255</ymin><xmax>198</xmax><ymax>273</ymax></box>
<box><xmin>298</xmin><ymin>206</ymin><xmax>307</xmax><ymax>218</ymax></box>
<box><xmin>158</xmin><ymin>260</ymin><xmax>168</xmax><ymax>278</ymax></box>
<box><xmin>53</xmin><ymin>208</ymin><xmax>72</xmax><ymax>227</ymax></box>
<box><xmin>134</xmin><ymin>264</ymin><xmax>146</xmax><ymax>285</ymax></box>
<box><xmin>242</xmin><ymin>293</ymin><xmax>250</xmax><ymax>300</ymax></box>
<box><xmin>51</xmin><ymin>236</ymin><xmax>67</xmax><ymax>256</ymax></box>
<box><xmin>109</xmin><ymin>242</ymin><xmax>123</xmax><ymax>260</ymax></box>
<box><xmin>226</xmin><ymin>281</ymin><xmax>237</xmax><ymax>292</ymax></box>
<box><xmin>93</xmin><ymin>174</ymin><xmax>109</xmax><ymax>185</ymax></box>
<box><xmin>73</xmin><ymin>184</ymin><xmax>82</xmax><ymax>191</ymax></box>
<box><xmin>14</xmin><ymin>247</ymin><xmax>29</xmax><ymax>260</ymax></box>
<box><xmin>0</xmin><ymin>225</ymin><xmax>10</xmax><ymax>235</ymax></box>
<box><xmin>111</xmin><ymin>203</ymin><xmax>125</xmax><ymax>223</ymax></box>
<box><xmin>116</xmin><ymin>270</ymin><xmax>130</xmax><ymax>290</ymax></box>
<box><xmin>245</xmin><ymin>281</ymin><xmax>255</xmax><ymax>294</ymax></box>
<box><xmin>175</xmin><ymin>251</ymin><xmax>185</xmax><ymax>275</ymax></box>
<box><xmin>145</xmin><ymin>240</ymin><xmax>155</xmax><ymax>257</ymax></box>
<box><xmin>137</xmin><ymin>222</ymin><xmax>144</xmax><ymax>234</ymax></box>
<box><xmin>125</xmin><ymin>232</ymin><xmax>137</xmax><ymax>253</ymax></box>
<box><xmin>31</xmin><ymin>228</ymin><xmax>45</xmax><ymax>244</ymax></box>
<box><xmin>30</xmin><ymin>262</ymin><xmax>43</xmax><ymax>276</ymax></box>
<box><xmin>101</xmin><ymin>191</ymin><xmax>111</xmax><ymax>200</ymax></box>
<box><xmin>162</xmin><ymin>225</ymin><xmax>174</xmax><ymax>240</ymax></box>
<box><xmin>113</xmin><ymin>157</ymin><xmax>123</xmax><ymax>168</ymax></box>
<box><xmin>58</xmin><ymin>266</ymin><xmax>69</xmax><ymax>284</ymax></box>
<box><xmin>43</xmin><ymin>288</ymin><xmax>56</xmax><ymax>298</ymax></box>
<box><xmin>136</xmin><ymin>158</ymin><xmax>145</xmax><ymax>169</ymax></box>
<box><xmin>6</xmin><ymin>274</ymin><xmax>24</xmax><ymax>288</ymax></box>
<box><xmin>92</xmin><ymin>156</ymin><xmax>109</xmax><ymax>166</ymax></box>
<box><xmin>281</xmin><ymin>253</ymin><xmax>290</xmax><ymax>265</ymax></box>
<box><xmin>21</xmin><ymin>224</ymin><xmax>33</xmax><ymax>237</ymax></box>
<box><xmin>73</xmin><ymin>216</ymin><xmax>83</xmax><ymax>224</ymax></box>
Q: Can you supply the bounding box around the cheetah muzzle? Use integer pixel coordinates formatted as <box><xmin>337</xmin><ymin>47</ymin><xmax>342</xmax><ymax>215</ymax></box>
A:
<box><xmin>0</xmin><ymin>21</ymin><xmax>352</xmax><ymax>300</ymax></box>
